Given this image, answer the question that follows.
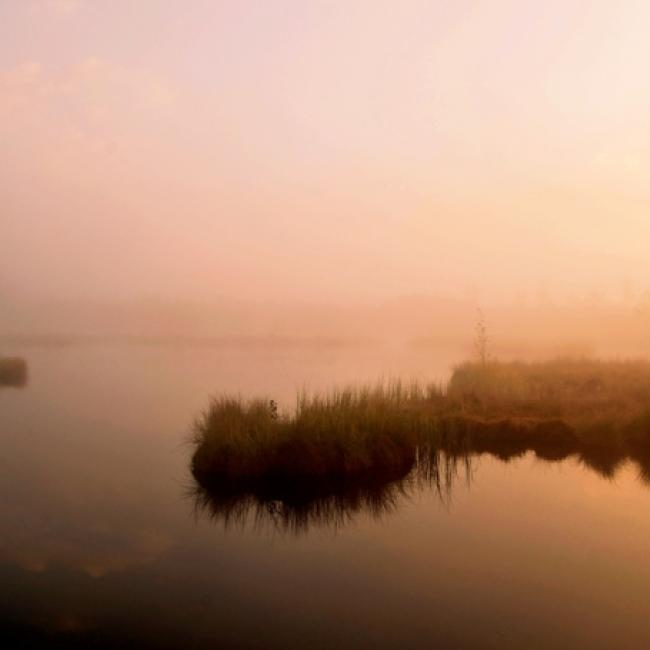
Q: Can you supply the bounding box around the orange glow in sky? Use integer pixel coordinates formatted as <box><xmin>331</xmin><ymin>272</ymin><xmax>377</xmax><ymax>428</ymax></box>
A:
<box><xmin>2</xmin><ymin>0</ymin><xmax>650</xmax><ymax>302</ymax></box>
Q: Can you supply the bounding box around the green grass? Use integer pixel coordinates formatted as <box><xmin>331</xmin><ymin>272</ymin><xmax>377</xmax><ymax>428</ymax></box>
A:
<box><xmin>0</xmin><ymin>357</ymin><xmax>27</xmax><ymax>387</ymax></box>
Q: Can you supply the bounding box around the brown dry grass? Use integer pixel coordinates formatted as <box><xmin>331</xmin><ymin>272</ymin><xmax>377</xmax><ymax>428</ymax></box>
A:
<box><xmin>191</xmin><ymin>359</ymin><xmax>650</xmax><ymax>498</ymax></box>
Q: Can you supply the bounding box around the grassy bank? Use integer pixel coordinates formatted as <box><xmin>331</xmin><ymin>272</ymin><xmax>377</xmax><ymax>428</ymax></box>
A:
<box><xmin>191</xmin><ymin>359</ymin><xmax>650</xmax><ymax>511</ymax></box>
<box><xmin>449</xmin><ymin>359</ymin><xmax>650</xmax><ymax>426</ymax></box>
<box><xmin>442</xmin><ymin>358</ymin><xmax>650</xmax><ymax>477</ymax></box>
<box><xmin>0</xmin><ymin>357</ymin><xmax>27</xmax><ymax>387</ymax></box>
<box><xmin>448</xmin><ymin>359</ymin><xmax>650</xmax><ymax>446</ymax></box>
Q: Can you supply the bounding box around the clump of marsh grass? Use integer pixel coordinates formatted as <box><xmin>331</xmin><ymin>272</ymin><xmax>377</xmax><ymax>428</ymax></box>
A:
<box><xmin>191</xmin><ymin>382</ymin><xmax>446</xmax><ymax>487</ymax></box>
<box><xmin>189</xmin><ymin>382</ymin><xmax>470</xmax><ymax>532</ymax></box>
<box><xmin>0</xmin><ymin>357</ymin><xmax>27</xmax><ymax>387</ymax></box>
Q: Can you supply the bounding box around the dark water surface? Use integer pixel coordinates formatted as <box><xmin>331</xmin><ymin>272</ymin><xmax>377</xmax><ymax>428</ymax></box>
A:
<box><xmin>2</xmin><ymin>343</ymin><xmax>650</xmax><ymax>649</ymax></box>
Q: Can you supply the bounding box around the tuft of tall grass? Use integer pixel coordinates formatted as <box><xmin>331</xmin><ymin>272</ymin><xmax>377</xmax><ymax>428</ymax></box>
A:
<box><xmin>191</xmin><ymin>382</ymin><xmax>447</xmax><ymax>487</ymax></box>
<box><xmin>0</xmin><ymin>357</ymin><xmax>28</xmax><ymax>387</ymax></box>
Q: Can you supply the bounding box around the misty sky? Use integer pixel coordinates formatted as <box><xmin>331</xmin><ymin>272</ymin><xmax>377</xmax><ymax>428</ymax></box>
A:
<box><xmin>2</xmin><ymin>0</ymin><xmax>650</xmax><ymax>303</ymax></box>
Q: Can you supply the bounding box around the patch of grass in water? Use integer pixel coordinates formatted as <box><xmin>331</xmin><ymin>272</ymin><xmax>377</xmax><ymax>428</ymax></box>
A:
<box><xmin>190</xmin><ymin>359</ymin><xmax>650</xmax><ymax>530</ymax></box>
<box><xmin>191</xmin><ymin>383</ymin><xmax>446</xmax><ymax>485</ymax></box>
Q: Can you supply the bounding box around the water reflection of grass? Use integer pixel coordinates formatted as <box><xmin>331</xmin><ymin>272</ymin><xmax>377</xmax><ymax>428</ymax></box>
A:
<box><xmin>0</xmin><ymin>357</ymin><xmax>27</xmax><ymax>387</ymax></box>
<box><xmin>191</xmin><ymin>359</ymin><xmax>650</xmax><ymax>530</ymax></box>
<box><xmin>190</xmin><ymin>451</ymin><xmax>469</xmax><ymax>534</ymax></box>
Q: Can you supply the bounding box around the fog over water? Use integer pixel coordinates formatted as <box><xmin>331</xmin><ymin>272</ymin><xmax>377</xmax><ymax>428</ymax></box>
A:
<box><xmin>3</xmin><ymin>2</ymin><xmax>650</xmax><ymax>648</ymax></box>
<box><xmin>3</xmin><ymin>345</ymin><xmax>650</xmax><ymax>649</ymax></box>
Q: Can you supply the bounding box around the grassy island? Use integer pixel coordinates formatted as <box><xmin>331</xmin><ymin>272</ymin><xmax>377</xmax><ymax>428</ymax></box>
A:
<box><xmin>191</xmin><ymin>384</ymin><xmax>437</xmax><ymax>492</ymax></box>
<box><xmin>0</xmin><ymin>357</ymin><xmax>28</xmax><ymax>387</ymax></box>
<box><xmin>191</xmin><ymin>359</ymin><xmax>650</xmax><ymax>524</ymax></box>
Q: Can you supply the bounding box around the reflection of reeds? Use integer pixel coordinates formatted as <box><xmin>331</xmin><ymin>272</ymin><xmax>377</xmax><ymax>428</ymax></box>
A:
<box><xmin>190</xmin><ymin>475</ymin><xmax>409</xmax><ymax>534</ymax></box>
<box><xmin>191</xmin><ymin>359</ymin><xmax>650</xmax><ymax>532</ymax></box>
<box><xmin>190</xmin><ymin>450</ymin><xmax>470</xmax><ymax>534</ymax></box>
<box><xmin>0</xmin><ymin>357</ymin><xmax>27</xmax><ymax>387</ymax></box>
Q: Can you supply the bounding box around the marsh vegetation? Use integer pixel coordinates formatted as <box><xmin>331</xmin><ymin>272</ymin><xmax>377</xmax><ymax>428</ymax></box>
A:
<box><xmin>190</xmin><ymin>358</ymin><xmax>650</xmax><ymax>529</ymax></box>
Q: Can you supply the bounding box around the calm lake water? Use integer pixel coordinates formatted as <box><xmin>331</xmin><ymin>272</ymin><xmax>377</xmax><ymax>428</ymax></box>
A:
<box><xmin>2</xmin><ymin>343</ymin><xmax>650</xmax><ymax>649</ymax></box>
